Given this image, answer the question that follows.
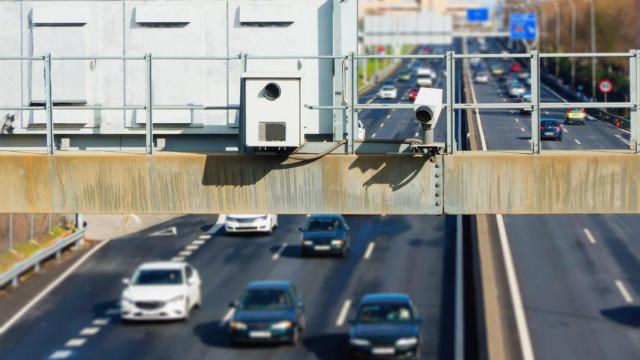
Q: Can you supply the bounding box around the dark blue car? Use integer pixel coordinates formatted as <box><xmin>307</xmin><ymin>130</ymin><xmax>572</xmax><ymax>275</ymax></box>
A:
<box><xmin>228</xmin><ymin>280</ymin><xmax>305</xmax><ymax>345</ymax></box>
<box><xmin>299</xmin><ymin>214</ymin><xmax>351</xmax><ymax>257</ymax></box>
<box><xmin>540</xmin><ymin>119</ymin><xmax>563</xmax><ymax>141</ymax></box>
<box><xmin>349</xmin><ymin>293</ymin><xmax>422</xmax><ymax>359</ymax></box>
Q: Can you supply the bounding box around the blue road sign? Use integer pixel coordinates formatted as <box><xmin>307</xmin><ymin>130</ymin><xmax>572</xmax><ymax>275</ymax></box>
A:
<box><xmin>509</xmin><ymin>13</ymin><xmax>537</xmax><ymax>41</ymax></box>
<box><xmin>467</xmin><ymin>8</ymin><xmax>489</xmax><ymax>22</ymax></box>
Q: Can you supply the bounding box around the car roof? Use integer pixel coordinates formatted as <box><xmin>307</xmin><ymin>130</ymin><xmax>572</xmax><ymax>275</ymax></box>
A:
<box><xmin>137</xmin><ymin>261</ymin><xmax>185</xmax><ymax>270</ymax></box>
<box><xmin>360</xmin><ymin>293</ymin><xmax>411</xmax><ymax>304</ymax></box>
<box><xmin>541</xmin><ymin>118</ymin><xmax>559</xmax><ymax>123</ymax></box>
<box><xmin>307</xmin><ymin>214</ymin><xmax>343</xmax><ymax>220</ymax></box>
<box><xmin>247</xmin><ymin>280</ymin><xmax>292</xmax><ymax>290</ymax></box>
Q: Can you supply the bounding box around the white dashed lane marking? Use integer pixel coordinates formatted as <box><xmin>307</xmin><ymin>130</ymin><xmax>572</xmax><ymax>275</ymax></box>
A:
<box><xmin>582</xmin><ymin>228</ymin><xmax>596</xmax><ymax>244</ymax></box>
<box><xmin>65</xmin><ymin>338</ymin><xmax>87</xmax><ymax>347</ymax></box>
<box><xmin>79</xmin><ymin>327</ymin><xmax>100</xmax><ymax>336</ymax></box>
<box><xmin>272</xmin><ymin>243</ymin><xmax>288</xmax><ymax>261</ymax></box>
<box><xmin>335</xmin><ymin>299</ymin><xmax>352</xmax><ymax>327</ymax></box>
<box><xmin>49</xmin><ymin>350</ymin><xmax>73</xmax><ymax>359</ymax></box>
<box><xmin>364</xmin><ymin>242</ymin><xmax>376</xmax><ymax>260</ymax></box>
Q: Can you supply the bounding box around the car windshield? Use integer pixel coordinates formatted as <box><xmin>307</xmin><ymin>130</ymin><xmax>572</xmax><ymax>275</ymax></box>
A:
<box><xmin>241</xmin><ymin>288</ymin><xmax>293</xmax><ymax>310</ymax></box>
<box><xmin>132</xmin><ymin>269</ymin><xmax>183</xmax><ymax>285</ymax></box>
<box><xmin>382</xmin><ymin>86</ymin><xmax>394</xmax><ymax>91</ymax></box>
<box><xmin>306</xmin><ymin>218</ymin><xmax>340</xmax><ymax>231</ymax></box>
<box><xmin>357</xmin><ymin>303</ymin><xmax>414</xmax><ymax>324</ymax></box>
<box><xmin>571</xmin><ymin>108</ymin><xmax>583</xmax><ymax>113</ymax></box>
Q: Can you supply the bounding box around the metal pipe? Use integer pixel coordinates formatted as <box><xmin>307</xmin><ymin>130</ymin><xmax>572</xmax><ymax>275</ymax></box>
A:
<box><xmin>586</xmin><ymin>0</ymin><xmax>597</xmax><ymax>102</ymax></box>
<box><xmin>446</xmin><ymin>51</ymin><xmax>455</xmax><ymax>154</ymax></box>
<box><xmin>145</xmin><ymin>53</ymin><xmax>153</xmax><ymax>155</ymax></box>
<box><xmin>44</xmin><ymin>54</ymin><xmax>54</xmax><ymax>155</ymax></box>
<box><xmin>567</xmin><ymin>0</ymin><xmax>577</xmax><ymax>87</ymax></box>
<box><xmin>531</xmin><ymin>50</ymin><xmax>541</xmax><ymax>154</ymax></box>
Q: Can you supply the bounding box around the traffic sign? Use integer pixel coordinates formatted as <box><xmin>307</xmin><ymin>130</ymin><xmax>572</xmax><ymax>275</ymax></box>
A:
<box><xmin>598</xmin><ymin>79</ymin><xmax>613</xmax><ymax>93</ymax></box>
<box><xmin>467</xmin><ymin>8</ymin><xmax>489</xmax><ymax>22</ymax></box>
<box><xmin>509</xmin><ymin>13</ymin><xmax>537</xmax><ymax>41</ymax></box>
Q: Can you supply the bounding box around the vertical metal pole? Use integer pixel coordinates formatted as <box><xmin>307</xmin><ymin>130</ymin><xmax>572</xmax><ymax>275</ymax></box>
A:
<box><xmin>145</xmin><ymin>53</ymin><xmax>153</xmax><ymax>155</ymax></box>
<box><xmin>349</xmin><ymin>52</ymin><xmax>357</xmax><ymax>154</ymax></box>
<box><xmin>446</xmin><ymin>51</ymin><xmax>455</xmax><ymax>154</ymax></box>
<box><xmin>589</xmin><ymin>0</ymin><xmax>597</xmax><ymax>102</ymax></box>
<box><xmin>568</xmin><ymin>0</ymin><xmax>576</xmax><ymax>87</ymax></box>
<box><xmin>44</xmin><ymin>54</ymin><xmax>54</xmax><ymax>154</ymax></box>
<box><xmin>8</xmin><ymin>213</ymin><xmax>13</xmax><ymax>251</ymax></box>
<box><xmin>531</xmin><ymin>50</ymin><xmax>541</xmax><ymax>154</ymax></box>
<box><xmin>631</xmin><ymin>50</ymin><xmax>639</xmax><ymax>153</ymax></box>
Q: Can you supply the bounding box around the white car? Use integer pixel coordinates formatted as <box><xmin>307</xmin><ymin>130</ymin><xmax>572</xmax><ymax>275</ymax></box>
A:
<box><xmin>509</xmin><ymin>83</ymin><xmax>526</xmax><ymax>98</ymax></box>
<box><xmin>378</xmin><ymin>85</ymin><xmax>398</xmax><ymax>99</ymax></box>
<box><xmin>121</xmin><ymin>261</ymin><xmax>202</xmax><ymax>321</ymax></box>
<box><xmin>474</xmin><ymin>71</ymin><xmax>490</xmax><ymax>84</ymax></box>
<box><xmin>225</xmin><ymin>214</ymin><xmax>278</xmax><ymax>233</ymax></box>
<box><xmin>357</xmin><ymin>120</ymin><xmax>366</xmax><ymax>141</ymax></box>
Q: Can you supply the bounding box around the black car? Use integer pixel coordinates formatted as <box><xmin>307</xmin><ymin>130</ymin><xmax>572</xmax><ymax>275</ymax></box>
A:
<box><xmin>229</xmin><ymin>280</ymin><xmax>305</xmax><ymax>345</ymax></box>
<box><xmin>299</xmin><ymin>214</ymin><xmax>351</xmax><ymax>257</ymax></box>
<box><xmin>349</xmin><ymin>293</ymin><xmax>422</xmax><ymax>359</ymax></box>
<box><xmin>539</xmin><ymin>119</ymin><xmax>563</xmax><ymax>141</ymax></box>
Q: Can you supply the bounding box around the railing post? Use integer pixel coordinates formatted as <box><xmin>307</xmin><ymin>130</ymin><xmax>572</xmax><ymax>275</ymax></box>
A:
<box><xmin>145</xmin><ymin>53</ymin><xmax>153</xmax><ymax>155</ymax></box>
<box><xmin>446</xmin><ymin>51</ymin><xmax>456</xmax><ymax>154</ymax></box>
<box><xmin>349</xmin><ymin>52</ymin><xmax>357</xmax><ymax>154</ymax></box>
<box><xmin>631</xmin><ymin>50</ymin><xmax>640</xmax><ymax>153</ymax></box>
<box><xmin>44</xmin><ymin>53</ymin><xmax>54</xmax><ymax>154</ymax></box>
<box><xmin>530</xmin><ymin>50</ymin><xmax>541</xmax><ymax>154</ymax></box>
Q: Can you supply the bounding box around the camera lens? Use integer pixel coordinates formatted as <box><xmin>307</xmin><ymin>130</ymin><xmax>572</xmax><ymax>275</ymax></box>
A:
<box><xmin>263</xmin><ymin>83</ymin><xmax>281</xmax><ymax>101</ymax></box>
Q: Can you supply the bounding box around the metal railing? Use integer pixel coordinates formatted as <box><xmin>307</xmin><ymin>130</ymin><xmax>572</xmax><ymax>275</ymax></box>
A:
<box><xmin>0</xmin><ymin>228</ymin><xmax>86</xmax><ymax>288</ymax></box>
<box><xmin>0</xmin><ymin>49</ymin><xmax>638</xmax><ymax>155</ymax></box>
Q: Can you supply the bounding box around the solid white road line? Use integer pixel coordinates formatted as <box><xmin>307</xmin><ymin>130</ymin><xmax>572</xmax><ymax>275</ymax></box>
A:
<box><xmin>363</xmin><ymin>242</ymin><xmax>376</xmax><ymax>260</ymax></box>
<box><xmin>0</xmin><ymin>238</ymin><xmax>112</xmax><ymax>336</ymax></box>
<box><xmin>220</xmin><ymin>308</ymin><xmax>236</xmax><ymax>326</ymax></box>
<box><xmin>465</xmin><ymin>60</ymin><xmax>486</xmax><ymax>151</ymax></box>
<box><xmin>582</xmin><ymin>228</ymin><xmax>597</xmax><ymax>244</ymax></box>
<box><xmin>335</xmin><ymin>299</ymin><xmax>352</xmax><ymax>327</ymax></box>
<box><xmin>65</xmin><ymin>338</ymin><xmax>87</xmax><ymax>347</ymax></box>
<box><xmin>496</xmin><ymin>215</ymin><xmax>535</xmax><ymax>360</ymax></box>
<box><xmin>574</xmin><ymin>139</ymin><xmax>582</xmax><ymax>145</ymax></box>
<box><xmin>615</xmin><ymin>280</ymin><xmax>634</xmax><ymax>303</ymax></box>
<box><xmin>615</xmin><ymin>134</ymin><xmax>630</xmax><ymax>145</ymax></box>
<box><xmin>272</xmin><ymin>243</ymin><xmax>288</xmax><ymax>261</ymax></box>
<box><xmin>49</xmin><ymin>350</ymin><xmax>73</xmax><ymax>359</ymax></box>
<box><xmin>79</xmin><ymin>327</ymin><xmax>100</xmax><ymax>336</ymax></box>
<box><xmin>454</xmin><ymin>215</ymin><xmax>464</xmax><ymax>360</ymax></box>
<box><xmin>92</xmin><ymin>318</ymin><xmax>110</xmax><ymax>326</ymax></box>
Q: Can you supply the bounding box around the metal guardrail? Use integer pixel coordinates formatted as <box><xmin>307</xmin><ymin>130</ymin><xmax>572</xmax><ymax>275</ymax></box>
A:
<box><xmin>0</xmin><ymin>229</ymin><xmax>86</xmax><ymax>288</ymax></box>
<box><xmin>0</xmin><ymin>50</ymin><xmax>638</xmax><ymax>155</ymax></box>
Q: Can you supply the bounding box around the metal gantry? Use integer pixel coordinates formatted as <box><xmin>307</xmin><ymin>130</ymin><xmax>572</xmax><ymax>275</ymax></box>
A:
<box><xmin>0</xmin><ymin>49</ymin><xmax>638</xmax><ymax>155</ymax></box>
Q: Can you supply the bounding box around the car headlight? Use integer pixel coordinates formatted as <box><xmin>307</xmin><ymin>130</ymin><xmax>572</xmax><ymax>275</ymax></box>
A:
<box><xmin>229</xmin><ymin>321</ymin><xmax>247</xmax><ymax>330</ymax></box>
<box><xmin>271</xmin><ymin>320</ymin><xmax>293</xmax><ymax>330</ymax></box>
<box><xmin>350</xmin><ymin>338</ymin><xmax>371</xmax><ymax>347</ymax></box>
<box><xmin>121</xmin><ymin>296</ymin><xmax>134</xmax><ymax>305</ymax></box>
<box><xmin>395</xmin><ymin>337</ymin><xmax>418</xmax><ymax>347</ymax></box>
<box><xmin>167</xmin><ymin>295</ymin><xmax>185</xmax><ymax>303</ymax></box>
<box><xmin>303</xmin><ymin>240</ymin><xmax>313</xmax><ymax>245</ymax></box>
<box><xmin>331</xmin><ymin>239</ymin><xmax>345</xmax><ymax>247</ymax></box>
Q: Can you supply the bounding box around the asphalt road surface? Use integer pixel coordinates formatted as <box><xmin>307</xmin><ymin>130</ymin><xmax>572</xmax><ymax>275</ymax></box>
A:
<box><xmin>469</xmin><ymin>38</ymin><xmax>640</xmax><ymax>360</ymax></box>
<box><xmin>0</xmin><ymin>215</ymin><xmax>456</xmax><ymax>360</ymax></box>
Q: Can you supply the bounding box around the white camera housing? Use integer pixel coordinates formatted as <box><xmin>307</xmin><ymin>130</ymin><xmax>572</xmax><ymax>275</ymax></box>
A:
<box><xmin>413</xmin><ymin>88</ymin><xmax>443</xmax><ymax>128</ymax></box>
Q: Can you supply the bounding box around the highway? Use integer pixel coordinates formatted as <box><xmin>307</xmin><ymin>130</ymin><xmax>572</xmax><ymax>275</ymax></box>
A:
<box><xmin>0</xmin><ymin>215</ymin><xmax>456</xmax><ymax>359</ymax></box>
<box><xmin>469</xmin><ymin>39</ymin><xmax>640</xmax><ymax>360</ymax></box>
<box><xmin>358</xmin><ymin>45</ymin><xmax>451</xmax><ymax>142</ymax></box>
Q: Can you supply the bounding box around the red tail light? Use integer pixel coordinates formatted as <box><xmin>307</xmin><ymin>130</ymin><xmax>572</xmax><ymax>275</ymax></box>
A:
<box><xmin>581</xmin><ymin>108</ymin><xmax>586</xmax><ymax>114</ymax></box>
<box><xmin>539</xmin><ymin>125</ymin><xmax>544</xmax><ymax>130</ymax></box>
<box><xmin>555</xmin><ymin>126</ymin><xmax>561</xmax><ymax>131</ymax></box>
